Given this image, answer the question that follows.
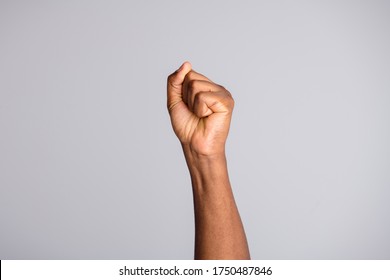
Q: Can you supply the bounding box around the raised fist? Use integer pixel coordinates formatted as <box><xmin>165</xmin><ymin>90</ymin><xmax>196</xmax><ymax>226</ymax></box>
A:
<box><xmin>167</xmin><ymin>62</ymin><xmax>234</xmax><ymax>157</ymax></box>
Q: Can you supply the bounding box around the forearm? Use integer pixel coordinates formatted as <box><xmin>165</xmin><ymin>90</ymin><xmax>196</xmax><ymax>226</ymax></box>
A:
<box><xmin>183</xmin><ymin>145</ymin><xmax>250</xmax><ymax>260</ymax></box>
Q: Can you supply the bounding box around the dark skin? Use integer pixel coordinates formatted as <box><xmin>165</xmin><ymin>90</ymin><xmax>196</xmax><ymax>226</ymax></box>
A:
<box><xmin>167</xmin><ymin>62</ymin><xmax>250</xmax><ymax>260</ymax></box>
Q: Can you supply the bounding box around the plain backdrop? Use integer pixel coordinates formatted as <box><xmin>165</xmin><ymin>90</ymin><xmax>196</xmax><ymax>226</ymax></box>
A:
<box><xmin>1</xmin><ymin>0</ymin><xmax>389</xmax><ymax>259</ymax></box>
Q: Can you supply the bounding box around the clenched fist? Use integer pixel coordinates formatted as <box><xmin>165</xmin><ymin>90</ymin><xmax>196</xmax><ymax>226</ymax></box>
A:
<box><xmin>167</xmin><ymin>62</ymin><xmax>234</xmax><ymax>157</ymax></box>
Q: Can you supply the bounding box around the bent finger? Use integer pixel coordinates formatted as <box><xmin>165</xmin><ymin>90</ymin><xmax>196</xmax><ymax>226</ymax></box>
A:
<box><xmin>192</xmin><ymin>90</ymin><xmax>234</xmax><ymax>118</ymax></box>
<box><xmin>185</xmin><ymin>80</ymin><xmax>223</xmax><ymax>109</ymax></box>
<box><xmin>167</xmin><ymin>61</ymin><xmax>192</xmax><ymax>109</ymax></box>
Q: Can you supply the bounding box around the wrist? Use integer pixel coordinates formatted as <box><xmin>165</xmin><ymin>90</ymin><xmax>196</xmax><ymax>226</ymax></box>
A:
<box><xmin>182</xmin><ymin>144</ymin><xmax>226</xmax><ymax>167</ymax></box>
<box><xmin>182</xmin><ymin>144</ymin><xmax>229</xmax><ymax>191</ymax></box>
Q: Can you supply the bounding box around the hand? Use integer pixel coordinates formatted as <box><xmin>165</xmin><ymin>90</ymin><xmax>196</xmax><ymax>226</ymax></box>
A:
<box><xmin>167</xmin><ymin>62</ymin><xmax>234</xmax><ymax>157</ymax></box>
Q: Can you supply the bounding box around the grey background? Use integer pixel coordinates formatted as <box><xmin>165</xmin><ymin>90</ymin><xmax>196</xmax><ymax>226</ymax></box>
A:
<box><xmin>1</xmin><ymin>0</ymin><xmax>389</xmax><ymax>259</ymax></box>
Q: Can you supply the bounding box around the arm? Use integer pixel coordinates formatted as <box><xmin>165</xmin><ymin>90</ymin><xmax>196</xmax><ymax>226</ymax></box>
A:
<box><xmin>167</xmin><ymin>62</ymin><xmax>250</xmax><ymax>260</ymax></box>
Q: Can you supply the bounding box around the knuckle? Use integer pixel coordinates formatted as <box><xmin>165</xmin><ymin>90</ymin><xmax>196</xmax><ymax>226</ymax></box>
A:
<box><xmin>187</xmin><ymin>79</ymin><xmax>197</xmax><ymax>89</ymax></box>
<box><xmin>195</xmin><ymin>91</ymin><xmax>206</xmax><ymax>103</ymax></box>
<box><xmin>226</xmin><ymin>92</ymin><xmax>235</xmax><ymax>107</ymax></box>
<box><xmin>167</xmin><ymin>73</ymin><xmax>175</xmax><ymax>82</ymax></box>
<box><xmin>229</xmin><ymin>96</ymin><xmax>235</xmax><ymax>107</ymax></box>
<box><xmin>220</xmin><ymin>90</ymin><xmax>234</xmax><ymax>109</ymax></box>
<box><xmin>167</xmin><ymin>75</ymin><xmax>175</xmax><ymax>87</ymax></box>
<box><xmin>186</xmin><ymin>71</ymin><xmax>196</xmax><ymax>80</ymax></box>
<box><xmin>217</xmin><ymin>83</ymin><xmax>225</xmax><ymax>90</ymax></box>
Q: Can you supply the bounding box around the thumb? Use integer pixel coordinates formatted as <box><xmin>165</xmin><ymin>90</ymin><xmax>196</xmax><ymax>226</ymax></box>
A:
<box><xmin>167</xmin><ymin>61</ymin><xmax>192</xmax><ymax>109</ymax></box>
